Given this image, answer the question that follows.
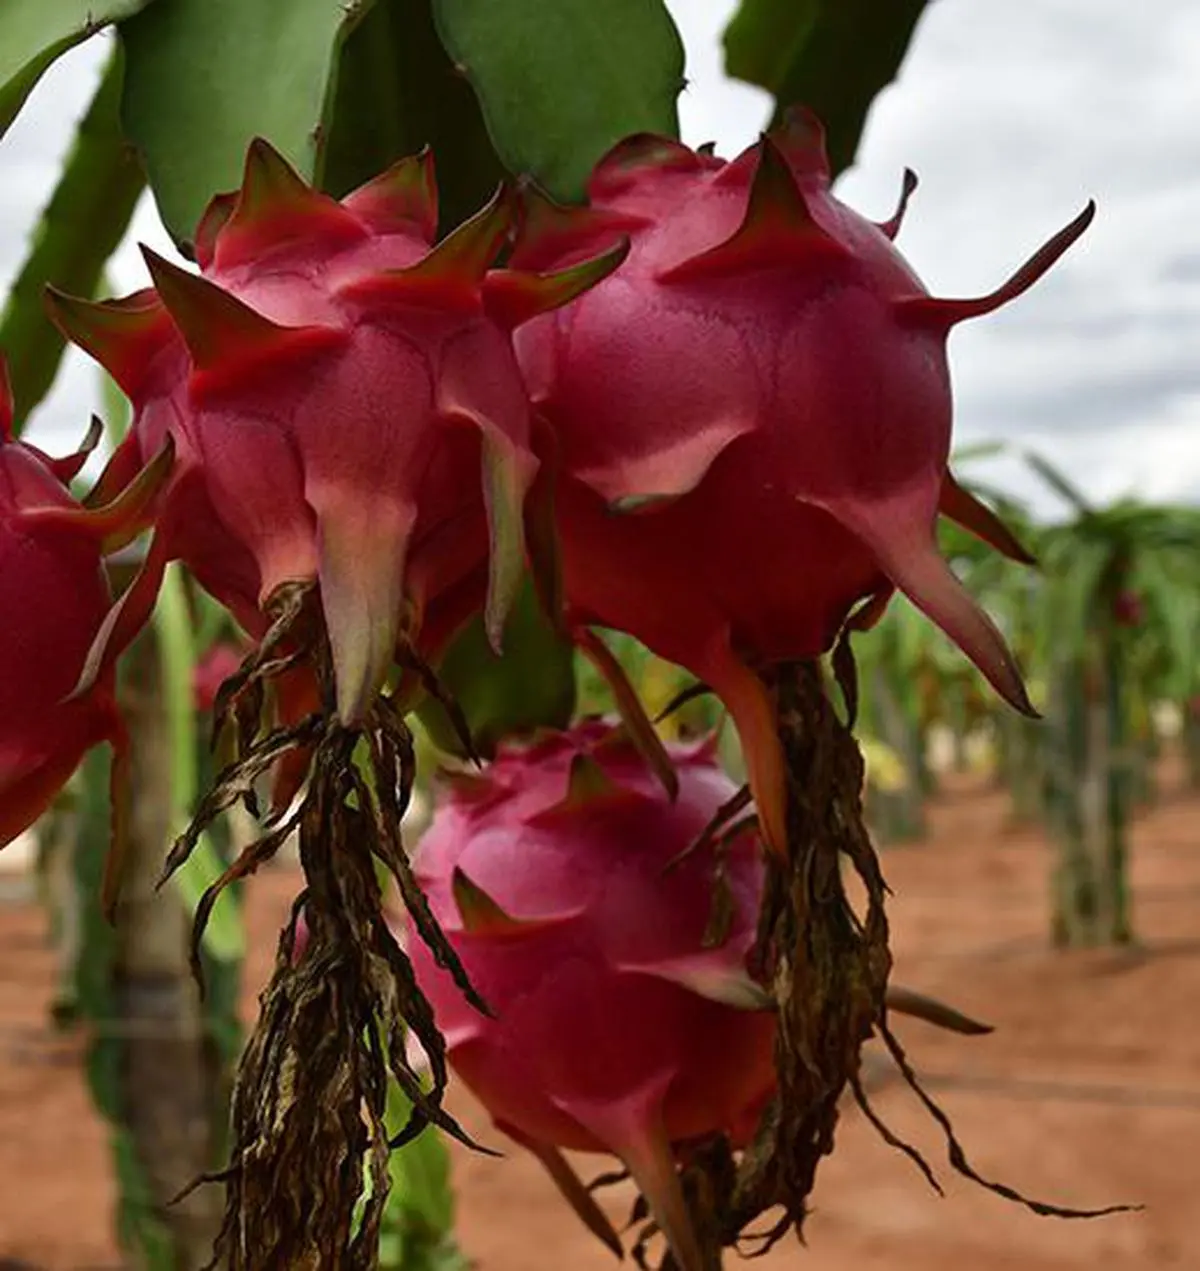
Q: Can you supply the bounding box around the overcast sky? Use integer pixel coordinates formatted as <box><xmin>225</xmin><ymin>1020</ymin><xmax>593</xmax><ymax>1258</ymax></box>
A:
<box><xmin>4</xmin><ymin>0</ymin><xmax>1199</xmax><ymax>517</ymax></box>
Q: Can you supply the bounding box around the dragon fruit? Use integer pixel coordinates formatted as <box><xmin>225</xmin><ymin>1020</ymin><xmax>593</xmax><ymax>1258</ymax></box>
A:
<box><xmin>408</xmin><ymin>721</ymin><xmax>774</xmax><ymax>1269</ymax></box>
<box><xmin>512</xmin><ymin>110</ymin><xmax>1093</xmax><ymax>851</ymax></box>
<box><xmin>0</xmin><ymin>357</ymin><xmax>170</xmax><ymax>852</ymax></box>
<box><xmin>48</xmin><ymin>289</ymin><xmax>267</xmax><ymax>639</ymax></box>
<box><xmin>408</xmin><ymin>720</ymin><xmax>992</xmax><ymax>1266</ymax></box>
<box><xmin>1111</xmin><ymin>588</ymin><xmax>1143</xmax><ymax>628</ymax></box>
<box><xmin>49</xmin><ymin>142</ymin><xmax>626</xmax><ymax>723</ymax></box>
<box><xmin>192</xmin><ymin>640</ymin><xmax>247</xmax><ymax>713</ymax></box>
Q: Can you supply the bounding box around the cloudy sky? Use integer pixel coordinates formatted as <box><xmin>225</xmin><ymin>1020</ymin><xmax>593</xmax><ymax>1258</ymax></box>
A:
<box><xmin>4</xmin><ymin>0</ymin><xmax>1199</xmax><ymax>516</ymax></box>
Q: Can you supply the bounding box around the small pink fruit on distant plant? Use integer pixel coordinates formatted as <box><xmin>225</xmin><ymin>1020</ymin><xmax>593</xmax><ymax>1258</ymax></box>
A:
<box><xmin>1111</xmin><ymin>589</ymin><xmax>1142</xmax><ymax>628</ymax></box>
<box><xmin>192</xmin><ymin>641</ymin><xmax>246</xmax><ymax>714</ymax></box>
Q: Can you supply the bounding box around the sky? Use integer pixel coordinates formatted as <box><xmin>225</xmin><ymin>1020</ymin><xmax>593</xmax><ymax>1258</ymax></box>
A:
<box><xmin>3</xmin><ymin>0</ymin><xmax>1199</xmax><ymax>517</ymax></box>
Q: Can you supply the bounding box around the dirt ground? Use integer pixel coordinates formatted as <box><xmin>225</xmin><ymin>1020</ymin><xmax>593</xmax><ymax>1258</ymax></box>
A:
<box><xmin>1</xmin><ymin>764</ymin><xmax>1197</xmax><ymax>1270</ymax></box>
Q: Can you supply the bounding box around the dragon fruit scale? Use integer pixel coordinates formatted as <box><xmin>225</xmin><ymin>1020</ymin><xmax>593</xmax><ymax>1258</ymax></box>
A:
<box><xmin>0</xmin><ymin>356</ymin><xmax>170</xmax><ymax>854</ymax></box>
<box><xmin>48</xmin><ymin>141</ymin><xmax>627</xmax><ymax>724</ymax></box>
<box><xmin>47</xmin><ymin>289</ymin><xmax>267</xmax><ymax>640</ymax></box>
<box><xmin>408</xmin><ymin>721</ymin><xmax>776</xmax><ymax>1270</ymax></box>
<box><xmin>512</xmin><ymin>110</ymin><xmax>1094</xmax><ymax>852</ymax></box>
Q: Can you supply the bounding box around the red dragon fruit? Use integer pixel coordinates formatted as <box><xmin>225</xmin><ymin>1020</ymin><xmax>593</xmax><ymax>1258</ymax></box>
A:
<box><xmin>49</xmin><ymin>290</ymin><xmax>267</xmax><ymax>639</ymax></box>
<box><xmin>408</xmin><ymin>721</ymin><xmax>775</xmax><ymax>1269</ymax></box>
<box><xmin>49</xmin><ymin>142</ymin><xmax>626</xmax><ymax>724</ymax></box>
<box><xmin>0</xmin><ymin>356</ymin><xmax>170</xmax><ymax>855</ymax></box>
<box><xmin>1111</xmin><ymin>588</ymin><xmax>1143</xmax><ymax>628</ymax></box>
<box><xmin>512</xmin><ymin>110</ymin><xmax>1093</xmax><ymax>851</ymax></box>
<box><xmin>192</xmin><ymin>640</ymin><xmax>248</xmax><ymax>714</ymax></box>
<box><xmin>407</xmin><ymin>720</ymin><xmax>992</xmax><ymax>1266</ymax></box>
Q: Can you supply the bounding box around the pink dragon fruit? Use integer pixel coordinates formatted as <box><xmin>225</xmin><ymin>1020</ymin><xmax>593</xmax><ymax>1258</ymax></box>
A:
<box><xmin>1111</xmin><ymin>588</ymin><xmax>1143</xmax><ymax>628</ymax></box>
<box><xmin>0</xmin><ymin>357</ymin><xmax>170</xmax><ymax>856</ymax></box>
<box><xmin>512</xmin><ymin>110</ymin><xmax>1093</xmax><ymax>851</ymax></box>
<box><xmin>192</xmin><ymin>640</ymin><xmax>247</xmax><ymax>714</ymax></box>
<box><xmin>49</xmin><ymin>142</ymin><xmax>626</xmax><ymax>724</ymax></box>
<box><xmin>408</xmin><ymin>721</ymin><xmax>775</xmax><ymax>1269</ymax></box>
<box><xmin>407</xmin><ymin>720</ymin><xmax>991</xmax><ymax>1266</ymax></box>
<box><xmin>48</xmin><ymin>288</ymin><xmax>267</xmax><ymax>639</ymax></box>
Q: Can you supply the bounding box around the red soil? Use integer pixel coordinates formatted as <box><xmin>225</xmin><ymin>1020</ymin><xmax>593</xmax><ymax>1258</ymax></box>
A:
<box><xmin>1</xmin><ymin>766</ymin><xmax>1197</xmax><ymax>1269</ymax></box>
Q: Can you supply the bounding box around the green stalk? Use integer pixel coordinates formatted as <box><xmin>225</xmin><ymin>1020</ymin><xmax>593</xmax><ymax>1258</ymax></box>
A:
<box><xmin>69</xmin><ymin>629</ymin><xmax>229</xmax><ymax>1270</ymax></box>
<box><xmin>1183</xmin><ymin>699</ymin><xmax>1200</xmax><ymax>789</ymax></box>
<box><xmin>1102</xmin><ymin>625</ymin><xmax>1133</xmax><ymax>944</ymax></box>
<box><xmin>377</xmin><ymin>1074</ymin><xmax>467</xmax><ymax>1271</ymax></box>
<box><xmin>868</xmin><ymin>665</ymin><xmax>924</xmax><ymax>843</ymax></box>
<box><xmin>1046</xmin><ymin>660</ymin><xmax>1098</xmax><ymax>946</ymax></box>
<box><xmin>74</xmin><ymin>745</ymin><xmax>173</xmax><ymax>1264</ymax></box>
<box><xmin>64</xmin><ymin>566</ymin><xmax>245</xmax><ymax>1269</ymax></box>
<box><xmin>158</xmin><ymin>563</ymin><xmax>244</xmax><ymax>962</ymax></box>
<box><xmin>157</xmin><ymin>561</ymin><xmax>245</xmax><ymax>1158</ymax></box>
<box><xmin>999</xmin><ymin>709</ymin><xmax>1042</xmax><ymax>823</ymax></box>
<box><xmin>894</xmin><ymin>673</ymin><xmax>927</xmax><ymax>838</ymax></box>
<box><xmin>158</xmin><ymin>564</ymin><xmax>198</xmax><ymax>809</ymax></box>
<box><xmin>992</xmin><ymin>705</ymin><xmax>1011</xmax><ymax>791</ymax></box>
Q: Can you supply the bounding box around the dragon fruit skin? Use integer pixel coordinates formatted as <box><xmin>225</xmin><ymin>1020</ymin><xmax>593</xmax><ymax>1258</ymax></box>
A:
<box><xmin>192</xmin><ymin>640</ymin><xmax>247</xmax><ymax>714</ymax></box>
<box><xmin>408</xmin><ymin>721</ymin><xmax>775</xmax><ymax>1271</ymax></box>
<box><xmin>57</xmin><ymin>301</ymin><xmax>268</xmax><ymax>639</ymax></box>
<box><xmin>0</xmin><ymin>359</ymin><xmax>169</xmax><ymax>849</ymax></box>
<box><xmin>49</xmin><ymin>143</ymin><xmax>626</xmax><ymax>724</ymax></box>
<box><xmin>513</xmin><ymin>111</ymin><xmax>1092</xmax><ymax>851</ymax></box>
<box><xmin>1111</xmin><ymin>588</ymin><xmax>1143</xmax><ymax>628</ymax></box>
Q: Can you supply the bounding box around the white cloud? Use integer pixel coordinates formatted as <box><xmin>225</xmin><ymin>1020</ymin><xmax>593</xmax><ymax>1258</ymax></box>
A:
<box><xmin>669</xmin><ymin>0</ymin><xmax>771</xmax><ymax>151</ymax></box>
<box><xmin>4</xmin><ymin>2</ymin><xmax>1199</xmax><ymax>516</ymax></box>
<box><xmin>827</xmin><ymin>0</ymin><xmax>1200</xmax><ymax>511</ymax></box>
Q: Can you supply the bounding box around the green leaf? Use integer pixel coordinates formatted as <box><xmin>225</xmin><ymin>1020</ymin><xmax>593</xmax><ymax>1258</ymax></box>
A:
<box><xmin>723</xmin><ymin>0</ymin><xmax>817</xmax><ymax>95</ymax></box>
<box><xmin>100</xmin><ymin>361</ymin><xmax>133</xmax><ymax>446</ymax></box>
<box><xmin>1039</xmin><ymin>535</ymin><xmax>1111</xmax><ymax>668</ymax></box>
<box><xmin>381</xmin><ymin>1081</ymin><xmax>465</xmax><ymax>1270</ymax></box>
<box><xmin>722</xmin><ymin>0</ymin><xmax>930</xmax><ymax>175</ymax></box>
<box><xmin>319</xmin><ymin>0</ymin><xmax>504</xmax><ymax>231</ymax></box>
<box><xmin>1025</xmin><ymin>450</ymin><xmax>1096</xmax><ymax>517</ymax></box>
<box><xmin>1137</xmin><ymin>555</ymin><xmax>1196</xmax><ymax>699</ymax></box>
<box><xmin>433</xmin><ymin>0</ymin><xmax>685</xmax><ymax>201</ymax></box>
<box><xmin>155</xmin><ymin>565</ymin><xmax>198</xmax><ymax>812</ymax></box>
<box><xmin>368</xmin><ymin>1072</ymin><xmax>466</xmax><ymax>1270</ymax></box>
<box><xmin>118</xmin><ymin>0</ymin><xmax>372</xmax><ymax>248</ymax></box>
<box><xmin>0</xmin><ymin>0</ymin><xmax>156</xmax><ymax>138</ymax></box>
<box><xmin>951</xmin><ymin>439</ymin><xmax>1008</xmax><ymax>465</ymax></box>
<box><xmin>0</xmin><ymin>50</ymin><xmax>144</xmax><ymax>424</ymax></box>
<box><xmin>167</xmin><ymin>832</ymin><xmax>245</xmax><ymax>963</ymax></box>
<box><xmin>417</xmin><ymin>576</ymin><xmax>576</xmax><ymax>759</ymax></box>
